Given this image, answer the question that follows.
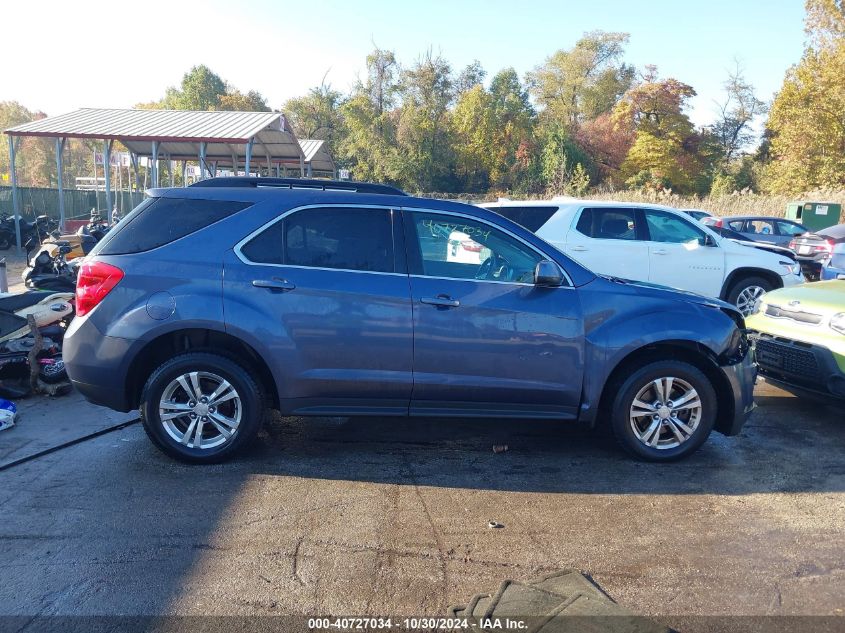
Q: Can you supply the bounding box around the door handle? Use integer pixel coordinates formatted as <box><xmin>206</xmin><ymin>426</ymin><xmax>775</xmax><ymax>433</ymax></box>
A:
<box><xmin>420</xmin><ymin>295</ymin><xmax>460</xmax><ymax>308</ymax></box>
<box><xmin>570</xmin><ymin>245</ymin><xmax>587</xmax><ymax>252</ymax></box>
<box><xmin>652</xmin><ymin>249</ymin><xmax>668</xmax><ymax>255</ymax></box>
<box><xmin>252</xmin><ymin>278</ymin><xmax>296</xmax><ymax>291</ymax></box>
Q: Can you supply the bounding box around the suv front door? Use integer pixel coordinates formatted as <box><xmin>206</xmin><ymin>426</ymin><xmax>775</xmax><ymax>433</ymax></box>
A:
<box><xmin>225</xmin><ymin>205</ymin><xmax>413</xmax><ymax>414</ymax></box>
<box><xmin>404</xmin><ymin>209</ymin><xmax>583</xmax><ymax>418</ymax></box>
<box><xmin>643</xmin><ymin>209</ymin><xmax>725</xmax><ymax>297</ymax></box>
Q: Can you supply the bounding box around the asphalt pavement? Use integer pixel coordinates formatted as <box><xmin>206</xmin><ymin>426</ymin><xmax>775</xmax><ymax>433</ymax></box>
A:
<box><xmin>0</xmin><ymin>379</ymin><xmax>843</xmax><ymax>632</ymax></box>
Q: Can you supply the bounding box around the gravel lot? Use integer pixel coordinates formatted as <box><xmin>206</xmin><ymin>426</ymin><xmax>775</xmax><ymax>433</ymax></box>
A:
<box><xmin>0</xmin><ymin>379</ymin><xmax>843</xmax><ymax>631</ymax></box>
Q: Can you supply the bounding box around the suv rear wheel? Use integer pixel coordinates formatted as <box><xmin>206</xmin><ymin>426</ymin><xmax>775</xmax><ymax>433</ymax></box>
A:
<box><xmin>140</xmin><ymin>352</ymin><xmax>264</xmax><ymax>463</ymax></box>
<box><xmin>610</xmin><ymin>360</ymin><xmax>717</xmax><ymax>461</ymax></box>
<box><xmin>728</xmin><ymin>276</ymin><xmax>773</xmax><ymax>316</ymax></box>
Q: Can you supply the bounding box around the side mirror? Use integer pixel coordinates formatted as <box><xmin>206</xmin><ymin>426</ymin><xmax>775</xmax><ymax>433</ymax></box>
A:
<box><xmin>534</xmin><ymin>260</ymin><xmax>563</xmax><ymax>287</ymax></box>
<box><xmin>703</xmin><ymin>234</ymin><xmax>718</xmax><ymax>247</ymax></box>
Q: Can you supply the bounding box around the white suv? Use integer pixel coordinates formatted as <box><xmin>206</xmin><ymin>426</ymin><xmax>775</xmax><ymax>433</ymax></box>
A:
<box><xmin>481</xmin><ymin>199</ymin><xmax>804</xmax><ymax>315</ymax></box>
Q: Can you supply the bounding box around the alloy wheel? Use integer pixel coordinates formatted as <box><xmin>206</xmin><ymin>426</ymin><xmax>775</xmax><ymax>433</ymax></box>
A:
<box><xmin>159</xmin><ymin>371</ymin><xmax>242</xmax><ymax>450</ymax></box>
<box><xmin>736</xmin><ymin>285</ymin><xmax>766</xmax><ymax>316</ymax></box>
<box><xmin>629</xmin><ymin>376</ymin><xmax>702</xmax><ymax>450</ymax></box>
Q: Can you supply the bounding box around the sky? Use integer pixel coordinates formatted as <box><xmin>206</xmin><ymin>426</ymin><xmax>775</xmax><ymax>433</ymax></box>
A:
<box><xmin>1</xmin><ymin>0</ymin><xmax>807</xmax><ymax>128</ymax></box>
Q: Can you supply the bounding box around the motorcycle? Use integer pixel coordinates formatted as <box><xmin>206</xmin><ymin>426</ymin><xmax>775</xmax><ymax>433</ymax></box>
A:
<box><xmin>0</xmin><ymin>214</ymin><xmax>58</xmax><ymax>250</ymax></box>
<box><xmin>22</xmin><ymin>237</ymin><xmax>77</xmax><ymax>292</ymax></box>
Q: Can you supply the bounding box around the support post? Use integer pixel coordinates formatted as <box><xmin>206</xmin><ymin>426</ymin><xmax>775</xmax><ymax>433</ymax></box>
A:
<box><xmin>55</xmin><ymin>137</ymin><xmax>67</xmax><ymax>231</ymax></box>
<box><xmin>130</xmin><ymin>152</ymin><xmax>141</xmax><ymax>195</ymax></box>
<box><xmin>7</xmin><ymin>136</ymin><xmax>22</xmax><ymax>255</ymax></box>
<box><xmin>151</xmin><ymin>141</ymin><xmax>160</xmax><ymax>187</ymax></box>
<box><xmin>245</xmin><ymin>137</ymin><xmax>254</xmax><ymax>176</ymax></box>
<box><xmin>198</xmin><ymin>142</ymin><xmax>208</xmax><ymax>180</ymax></box>
<box><xmin>169</xmin><ymin>157</ymin><xmax>175</xmax><ymax>188</ymax></box>
<box><xmin>299</xmin><ymin>153</ymin><xmax>305</xmax><ymax>177</ymax></box>
<box><xmin>231</xmin><ymin>153</ymin><xmax>238</xmax><ymax>177</ymax></box>
<box><xmin>103</xmin><ymin>139</ymin><xmax>114</xmax><ymax>215</ymax></box>
<box><xmin>181</xmin><ymin>160</ymin><xmax>187</xmax><ymax>187</ymax></box>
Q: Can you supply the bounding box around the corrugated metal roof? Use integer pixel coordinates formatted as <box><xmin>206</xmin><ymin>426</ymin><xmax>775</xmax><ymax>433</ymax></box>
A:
<box><xmin>299</xmin><ymin>139</ymin><xmax>335</xmax><ymax>172</ymax></box>
<box><xmin>4</xmin><ymin>108</ymin><xmax>286</xmax><ymax>142</ymax></box>
<box><xmin>3</xmin><ymin>108</ymin><xmax>341</xmax><ymax>170</ymax></box>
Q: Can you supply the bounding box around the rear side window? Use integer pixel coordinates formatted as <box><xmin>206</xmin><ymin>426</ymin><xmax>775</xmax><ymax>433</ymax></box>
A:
<box><xmin>240</xmin><ymin>207</ymin><xmax>394</xmax><ymax>273</ymax></box>
<box><xmin>96</xmin><ymin>197</ymin><xmax>250</xmax><ymax>255</ymax></box>
<box><xmin>487</xmin><ymin>206</ymin><xmax>558</xmax><ymax>232</ymax></box>
<box><xmin>575</xmin><ymin>208</ymin><xmax>638</xmax><ymax>240</ymax></box>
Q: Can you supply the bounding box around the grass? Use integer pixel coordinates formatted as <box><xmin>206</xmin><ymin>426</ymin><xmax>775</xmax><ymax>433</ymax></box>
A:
<box><xmin>419</xmin><ymin>188</ymin><xmax>845</xmax><ymax>222</ymax></box>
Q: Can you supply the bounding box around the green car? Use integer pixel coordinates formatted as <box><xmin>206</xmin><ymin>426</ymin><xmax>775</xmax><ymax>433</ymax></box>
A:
<box><xmin>746</xmin><ymin>280</ymin><xmax>845</xmax><ymax>399</ymax></box>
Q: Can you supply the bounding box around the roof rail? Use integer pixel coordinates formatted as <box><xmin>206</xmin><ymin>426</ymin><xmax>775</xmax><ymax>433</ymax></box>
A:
<box><xmin>190</xmin><ymin>177</ymin><xmax>407</xmax><ymax>196</ymax></box>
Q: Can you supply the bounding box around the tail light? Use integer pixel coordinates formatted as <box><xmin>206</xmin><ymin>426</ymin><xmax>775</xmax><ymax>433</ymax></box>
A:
<box><xmin>461</xmin><ymin>239</ymin><xmax>483</xmax><ymax>252</ymax></box>
<box><xmin>76</xmin><ymin>260</ymin><xmax>124</xmax><ymax>317</ymax></box>
<box><xmin>713</xmin><ymin>218</ymin><xmax>723</xmax><ymax>228</ymax></box>
<box><xmin>788</xmin><ymin>239</ymin><xmax>797</xmax><ymax>250</ymax></box>
<box><xmin>817</xmin><ymin>240</ymin><xmax>835</xmax><ymax>253</ymax></box>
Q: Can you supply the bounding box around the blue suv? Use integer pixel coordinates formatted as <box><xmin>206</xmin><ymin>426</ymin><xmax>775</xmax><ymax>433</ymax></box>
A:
<box><xmin>63</xmin><ymin>178</ymin><xmax>755</xmax><ymax>463</ymax></box>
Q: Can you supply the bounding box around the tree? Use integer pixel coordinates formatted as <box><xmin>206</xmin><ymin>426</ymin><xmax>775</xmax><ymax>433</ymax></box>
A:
<box><xmin>805</xmin><ymin>0</ymin><xmax>845</xmax><ymax>44</ymax></box>
<box><xmin>451</xmin><ymin>85</ymin><xmax>496</xmax><ymax>190</ymax></box>
<box><xmin>365</xmin><ymin>46</ymin><xmax>400</xmax><ymax>116</ymax></box>
<box><xmin>710</xmin><ymin>62</ymin><xmax>767</xmax><ymax>163</ymax></box>
<box><xmin>396</xmin><ymin>52</ymin><xmax>455</xmax><ymax>190</ymax></box>
<box><xmin>284</xmin><ymin>82</ymin><xmax>344</xmax><ymax>153</ymax></box>
<box><xmin>218</xmin><ymin>89</ymin><xmax>270</xmax><ymax>112</ymax></box>
<box><xmin>614</xmin><ymin>69</ymin><xmax>704</xmax><ymax>192</ymax></box>
<box><xmin>487</xmin><ymin>68</ymin><xmax>536</xmax><ymax>189</ymax></box>
<box><xmin>574</xmin><ymin>112</ymin><xmax>634</xmax><ymax>187</ymax></box>
<box><xmin>764</xmin><ymin>44</ymin><xmax>845</xmax><ymax>192</ymax></box>
<box><xmin>455</xmin><ymin>60</ymin><xmax>486</xmax><ymax>94</ymax></box>
<box><xmin>338</xmin><ymin>47</ymin><xmax>402</xmax><ymax>183</ymax></box>
<box><xmin>528</xmin><ymin>31</ymin><xmax>634</xmax><ymax>128</ymax></box>
<box><xmin>763</xmin><ymin>0</ymin><xmax>845</xmax><ymax>192</ymax></box>
<box><xmin>541</xmin><ymin>124</ymin><xmax>593</xmax><ymax>195</ymax></box>
<box><xmin>0</xmin><ymin>102</ymin><xmax>56</xmax><ymax>188</ymax></box>
<box><xmin>139</xmin><ymin>65</ymin><xmax>268</xmax><ymax>112</ymax></box>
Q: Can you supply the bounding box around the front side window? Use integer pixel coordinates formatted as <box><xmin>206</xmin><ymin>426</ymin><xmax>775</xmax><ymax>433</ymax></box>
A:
<box><xmin>575</xmin><ymin>208</ymin><xmax>638</xmax><ymax>240</ymax></box>
<box><xmin>409</xmin><ymin>212</ymin><xmax>543</xmax><ymax>284</ymax></box>
<box><xmin>727</xmin><ymin>220</ymin><xmax>745</xmax><ymax>231</ymax></box>
<box><xmin>240</xmin><ymin>207</ymin><xmax>394</xmax><ymax>273</ymax></box>
<box><xmin>644</xmin><ymin>210</ymin><xmax>707</xmax><ymax>245</ymax></box>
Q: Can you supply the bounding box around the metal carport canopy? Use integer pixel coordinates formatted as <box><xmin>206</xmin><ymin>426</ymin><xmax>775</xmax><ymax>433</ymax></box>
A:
<box><xmin>5</xmin><ymin>107</ymin><xmax>308</xmax><ymax>169</ymax></box>
<box><xmin>4</xmin><ymin>108</ymin><xmax>326</xmax><ymax>252</ymax></box>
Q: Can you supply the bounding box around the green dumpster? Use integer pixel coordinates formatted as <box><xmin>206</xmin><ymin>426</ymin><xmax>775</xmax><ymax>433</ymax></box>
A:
<box><xmin>785</xmin><ymin>201</ymin><xmax>842</xmax><ymax>232</ymax></box>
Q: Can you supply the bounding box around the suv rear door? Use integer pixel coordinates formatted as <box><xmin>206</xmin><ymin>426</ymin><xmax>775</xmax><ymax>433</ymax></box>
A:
<box><xmin>564</xmin><ymin>207</ymin><xmax>650</xmax><ymax>281</ymax></box>
<box><xmin>403</xmin><ymin>208</ymin><xmax>583</xmax><ymax>418</ymax></box>
<box><xmin>224</xmin><ymin>205</ymin><xmax>413</xmax><ymax>414</ymax></box>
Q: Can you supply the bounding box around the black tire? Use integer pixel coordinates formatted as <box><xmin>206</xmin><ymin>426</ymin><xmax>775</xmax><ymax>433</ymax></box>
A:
<box><xmin>140</xmin><ymin>352</ymin><xmax>264</xmax><ymax>464</ymax></box>
<box><xmin>0</xmin><ymin>233</ymin><xmax>11</xmax><ymax>250</ymax></box>
<box><xmin>727</xmin><ymin>275</ymin><xmax>774</xmax><ymax>316</ymax></box>
<box><xmin>610</xmin><ymin>360</ymin><xmax>717</xmax><ymax>462</ymax></box>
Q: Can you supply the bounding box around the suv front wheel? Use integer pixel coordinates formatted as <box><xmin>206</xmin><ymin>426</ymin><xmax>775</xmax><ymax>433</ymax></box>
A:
<box><xmin>140</xmin><ymin>352</ymin><xmax>264</xmax><ymax>463</ymax></box>
<box><xmin>727</xmin><ymin>276</ymin><xmax>773</xmax><ymax>316</ymax></box>
<box><xmin>610</xmin><ymin>360</ymin><xmax>717</xmax><ymax>461</ymax></box>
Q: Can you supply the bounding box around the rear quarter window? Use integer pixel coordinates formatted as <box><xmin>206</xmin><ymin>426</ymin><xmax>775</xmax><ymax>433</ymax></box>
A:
<box><xmin>95</xmin><ymin>197</ymin><xmax>251</xmax><ymax>255</ymax></box>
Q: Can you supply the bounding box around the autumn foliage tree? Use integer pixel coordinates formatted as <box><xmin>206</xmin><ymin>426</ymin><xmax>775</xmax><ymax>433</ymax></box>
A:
<box><xmin>764</xmin><ymin>0</ymin><xmax>845</xmax><ymax>193</ymax></box>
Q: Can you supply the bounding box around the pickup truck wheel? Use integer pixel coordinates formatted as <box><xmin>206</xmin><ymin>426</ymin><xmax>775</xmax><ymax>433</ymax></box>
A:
<box><xmin>140</xmin><ymin>352</ymin><xmax>264</xmax><ymax>464</ymax></box>
<box><xmin>611</xmin><ymin>360</ymin><xmax>717</xmax><ymax>461</ymax></box>
<box><xmin>728</xmin><ymin>276</ymin><xmax>773</xmax><ymax>316</ymax></box>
